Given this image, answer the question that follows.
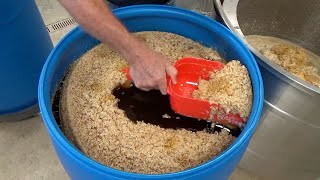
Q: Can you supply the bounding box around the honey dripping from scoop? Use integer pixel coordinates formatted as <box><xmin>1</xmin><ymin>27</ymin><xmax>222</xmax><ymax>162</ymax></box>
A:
<box><xmin>112</xmin><ymin>81</ymin><xmax>241</xmax><ymax>137</ymax></box>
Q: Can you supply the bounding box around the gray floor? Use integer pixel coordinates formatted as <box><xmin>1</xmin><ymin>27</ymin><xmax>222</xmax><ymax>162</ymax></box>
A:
<box><xmin>0</xmin><ymin>0</ymin><xmax>261</xmax><ymax>179</ymax></box>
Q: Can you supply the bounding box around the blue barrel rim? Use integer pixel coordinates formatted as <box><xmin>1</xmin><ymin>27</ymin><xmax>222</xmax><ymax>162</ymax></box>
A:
<box><xmin>38</xmin><ymin>5</ymin><xmax>264</xmax><ymax>178</ymax></box>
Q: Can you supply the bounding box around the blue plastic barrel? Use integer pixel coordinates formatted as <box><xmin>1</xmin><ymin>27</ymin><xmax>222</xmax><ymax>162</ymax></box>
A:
<box><xmin>0</xmin><ymin>0</ymin><xmax>53</xmax><ymax>121</ymax></box>
<box><xmin>38</xmin><ymin>5</ymin><xmax>264</xmax><ymax>180</ymax></box>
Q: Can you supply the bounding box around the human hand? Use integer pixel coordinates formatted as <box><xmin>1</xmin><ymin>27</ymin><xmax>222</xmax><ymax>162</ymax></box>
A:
<box><xmin>127</xmin><ymin>45</ymin><xmax>177</xmax><ymax>95</ymax></box>
<box><xmin>59</xmin><ymin>0</ymin><xmax>177</xmax><ymax>94</ymax></box>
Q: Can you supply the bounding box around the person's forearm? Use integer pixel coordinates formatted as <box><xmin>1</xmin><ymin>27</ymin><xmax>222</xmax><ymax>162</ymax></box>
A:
<box><xmin>58</xmin><ymin>0</ymin><xmax>145</xmax><ymax>64</ymax></box>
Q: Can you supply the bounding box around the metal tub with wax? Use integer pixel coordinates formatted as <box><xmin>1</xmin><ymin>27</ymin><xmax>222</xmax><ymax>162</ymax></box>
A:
<box><xmin>214</xmin><ymin>0</ymin><xmax>320</xmax><ymax>179</ymax></box>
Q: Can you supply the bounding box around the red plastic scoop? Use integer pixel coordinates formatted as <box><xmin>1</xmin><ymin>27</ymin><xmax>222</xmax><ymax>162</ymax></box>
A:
<box><xmin>122</xmin><ymin>57</ymin><xmax>246</xmax><ymax>127</ymax></box>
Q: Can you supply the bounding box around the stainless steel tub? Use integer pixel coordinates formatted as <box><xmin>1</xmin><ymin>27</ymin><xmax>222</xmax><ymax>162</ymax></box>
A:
<box><xmin>214</xmin><ymin>0</ymin><xmax>320</xmax><ymax>179</ymax></box>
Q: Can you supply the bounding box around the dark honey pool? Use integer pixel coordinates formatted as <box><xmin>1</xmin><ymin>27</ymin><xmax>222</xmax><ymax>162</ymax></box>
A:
<box><xmin>52</xmin><ymin>77</ymin><xmax>241</xmax><ymax>137</ymax></box>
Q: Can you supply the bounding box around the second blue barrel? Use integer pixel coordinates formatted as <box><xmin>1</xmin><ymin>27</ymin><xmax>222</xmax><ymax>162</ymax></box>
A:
<box><xmin>0</xmin><ymin>0</ymin><xmax>53</xmax><ymax>121</ymax></box>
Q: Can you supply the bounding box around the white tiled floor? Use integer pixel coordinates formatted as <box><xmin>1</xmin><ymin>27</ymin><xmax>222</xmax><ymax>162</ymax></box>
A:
<box><xmin>0</xmin><ymin>1</ymin><xmax>262</xmax><ymax>179</ymax></box>
<box><xmin>36</xmin><ymin>0</ymin><xmax>76</xmax><ymax>46</ymax></box>
<box><xmin>0</xmin><ymin>116</ymin><xmax>68</xmax><ymax>180</ymax></box>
